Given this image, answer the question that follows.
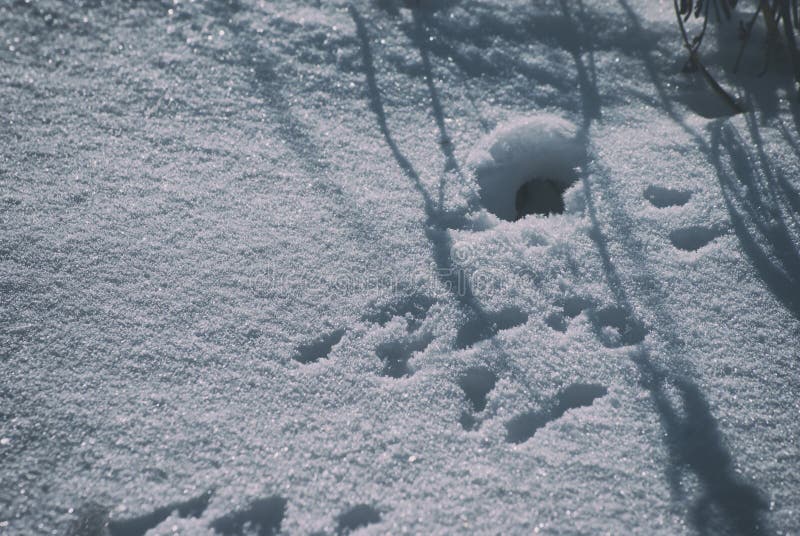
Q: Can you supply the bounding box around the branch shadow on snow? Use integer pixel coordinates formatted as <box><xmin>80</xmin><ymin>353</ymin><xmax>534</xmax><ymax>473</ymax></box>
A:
<box><xmin>710</xmin><ymin>119</ymin><xmax>800</xmax><ymax>319</ymax></box>
<box><xmin>581</xmin><ymin>160</ymin><xmax>771</xmax><ymax>534</ymax></box>
<box><xmin>411</xmin><ymin>8</ymin><xmax>477</xmax><ymax>228</ymax></box>
<box><xmin>411</xmin><ymin>10</ymin><xmax>462</xmax><ymax>178</ymax></box>
<box><xmin>354</xmin><ymin>1</ymin><xmax>773</xmax><ymax>532</ymax></box>
<box><xmin>556</xmin><ymin>0</ymin><xmax>602</xmax><ymax>125</ymax></box>
<box><xmin>380</xmin><ymin>0</ymin><xmax>664</xmax><ymax>116</ymax></box>
<box><xmin>612</xmin><ymin>0</ymin><xmax>799</xmax><ymax>322</ymax></box>
<box><xmin>634</xmin><ymin>354</ymin><xmax>770</xmax><ymax>535</ymax></box>
<box><xmin>350</xmin><ymin>5</ymin><xmax>527</xmax><ymax>353</ymax></box>
<box><xmin>572</xmin><ymin>4</ymin><xmax>772</xmax><ymax>534</ymax></box>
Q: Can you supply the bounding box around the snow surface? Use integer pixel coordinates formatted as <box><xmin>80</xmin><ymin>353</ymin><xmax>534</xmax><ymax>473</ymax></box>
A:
<box><xmin>1</xmin><ymin>0</ymin><xmax>799</xmax><ymax>535</ymax></box>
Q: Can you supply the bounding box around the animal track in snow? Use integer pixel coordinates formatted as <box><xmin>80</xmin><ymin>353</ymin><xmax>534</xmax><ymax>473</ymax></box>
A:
<box><xmin>669</xmin><ymin>226</ymin><xmax>724</xmax><ymax>251</ymax></box>
<box><xmin>458</xmin><ymin>366</ymin><xmax>497</xmax><ymax>430</ymax></box>
<box><xmin>375</xmin><ymin>332</ymin><xmax>434</xmax><ymax>378</ymax></box>
<box><xmin>563</xmin><ymin>296</ymin><xmax>594</xmax><ymax>318</ymax></box>
<box><xmin>67</xmin><ymin>491</ymin><xmax>212</xmax><ymax>536</ymax></box>
<box><xmin>109</xmin><ymin>491</ymin><xmax>212</xmax><ymax>536</ymax></box>
<box><xmin>292</xmin><ymin>329</ymin><xmax>345</xmax><ymax>364</ymax></box>
<box><xmin>546</xmin><ymin>296</ymin><xmax>594</xmax><ymax>332</ymax></box>
<box><xmin>506</xmin><ymin>383</ymin><xmax>608</xmax><ymax>444</ymax></box>
<box><xmin>210</xmin><ymin>496</ymin><xmax>287</xmax><ymax>536</ymax></box>
<box><xmin>545</xmin><ymin>312</ymin><xmax>568</xmax><ymax>332</ymax></box>
<box><xmin>362</xmin><ymin>293</ymin><xmax>434</xmax><ymax>331</ymax></box>
<box><xmin>588</xmin><ymin>306</ymin><xmax>647</xmax><ymax>348</ymax></box>
<box><xmin>336</xmin><ymin>504</ymin><xmax>381</xmax><ymax>535</ymax></box>
<box><xmin>66</xmin><ymin>502</ymin><xmax>110</xmax><ymax>536</ymax></box>
<box><xmin>644</xmin><ymin>185</ymin><xmax>691</xmax><ymax>208</ymax></box>
<box><xmin>455</xmin><ymin>307</ymin><xmax>528</xmax><ymax>349</ymax></box>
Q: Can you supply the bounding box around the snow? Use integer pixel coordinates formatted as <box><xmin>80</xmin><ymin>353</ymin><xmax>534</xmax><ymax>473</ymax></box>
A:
<box><xmin>1</xmin><ymin>0</ymin><xmax>799</xmax><ymax>535</ymax></box>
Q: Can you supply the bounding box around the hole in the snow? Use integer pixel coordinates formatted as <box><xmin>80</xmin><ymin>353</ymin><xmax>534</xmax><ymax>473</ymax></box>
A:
<box><xmin>455</xmin><ymin>307</ymin><xmax>528</xmax><ymax>349</ymax></box>
<box><xmin>514</xmin><ymin>178</ymin><xmax>568</xmax><ymax>219</ymax></box>
<box><xmin>644</xmin><ymin>185</ymin><xmax>691</xmax><ymax>208</ymax></box>
<box><xmin>670</xmin><ymin>226</ymin><xmax>724</xmax><ymax>251</ymax></box>
<box><xmin>108</xmin><ymin>491</ymin><xmax>212</xmax><ymax>536</ymax></box>
<box><xmin>293</xmin><ymin>329</ymin><xmax>345</xmax><ymax>364</ymax></box>
<box><xmin>506</xmin><ymin>383</ymin><xmax>608</xmax><ymax>444</ymax></box>
<box><xmin>376</xmin><ymin>333</ymin><xmax>434</xmax><ymax>378</ymax></box>
<box><xmin>336</xmin><ymin>504</ymin><xmax>381</xmax><ymax>535</ymax></box>
<box><xmin>458</xmin><ymin>367</ymin><xmax>497</xmax><ymax>412</ymax></box>
<box><xmin>210</xmin><ymin>496</ymin><xmax>286</xmax><ymax>536</ymax></box>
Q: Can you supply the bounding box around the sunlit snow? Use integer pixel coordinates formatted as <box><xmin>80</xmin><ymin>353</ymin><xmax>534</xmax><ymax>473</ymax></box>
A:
<box><xmin>2</xmin><ymin>0</ymin><xmax>799</xmax><ymax>535</ymax></box>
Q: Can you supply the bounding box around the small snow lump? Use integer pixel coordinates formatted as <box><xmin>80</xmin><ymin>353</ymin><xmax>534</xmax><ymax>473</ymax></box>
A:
<box><xmin>468</xmin><ymin>114</ymin><xmax>584</xmax><ymax>221</ymax></box>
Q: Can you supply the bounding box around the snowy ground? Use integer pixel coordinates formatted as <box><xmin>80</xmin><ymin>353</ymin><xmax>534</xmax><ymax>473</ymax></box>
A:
<box><xmin>2</xmin><ymin>0</ymin><xmax>800</xmax><ymax>534</ymax></box>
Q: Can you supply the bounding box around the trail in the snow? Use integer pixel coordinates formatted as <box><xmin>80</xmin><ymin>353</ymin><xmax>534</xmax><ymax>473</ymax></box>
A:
<box><xmin>349</xmin><ymin>5</ymin><xmax>532</xmax><ymax>389</ymax></box>
<box><xmin>567</xmin><ymin>2</ymin><xmax>774</xmax><ymax>533</ymax></box>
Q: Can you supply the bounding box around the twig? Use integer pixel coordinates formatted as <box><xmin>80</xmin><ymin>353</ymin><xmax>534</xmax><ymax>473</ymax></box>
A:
<box><xmin>674</xmin><ymin>0</ymin><xmax>745</xmax><ymax>113</ymax></box>
<box><xmin>733</xmin><ymin>4</ymin><xmax>762</xmax><ymax>73</ymax></box>
<box><xmin>778</xmin><ymin>0</ymin><xmax>800</xmax><ymax>92</ymax></box>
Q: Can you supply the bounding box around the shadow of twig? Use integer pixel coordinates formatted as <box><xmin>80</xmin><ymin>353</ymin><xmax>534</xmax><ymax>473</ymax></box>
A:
<box><xmin>710</xmin><ymin>120</ymin><xmax>800</xmax><ymax>318</ymax></box>
<box><xmin>635</xmin><ymin>353</ymin><xmax>770</xmax><ymax>535</ymax></box>
<box><xmin>350</xmin><ymin>5</ymin><xmax>534</xmax><ymax>382</ymax></box>
<box><xmin>349</xmin><ymin>5</ymin><xmax>479</xmax><ymax>324</ymax></box>
<box><xmin>569</xmin><ymin>3</ymin><xmax>773</xmax><ymax>533</ymax></box>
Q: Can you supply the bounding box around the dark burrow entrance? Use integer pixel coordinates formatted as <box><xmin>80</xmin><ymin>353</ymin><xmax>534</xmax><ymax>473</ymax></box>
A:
<box><xmin>514</xmin><ymin>177</ymin><xmax>569</xmax><ymax>220</ymax></box>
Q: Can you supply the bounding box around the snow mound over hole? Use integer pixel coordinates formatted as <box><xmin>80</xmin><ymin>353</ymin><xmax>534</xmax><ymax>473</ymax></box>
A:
<box><xmin>336</xmin><ymin>504</ymin><xmax>381</xmax><ymax>535</ymax></box>
<box><xmin>670</xmin><ymin>226</ymin><xmax>724</xmax><ymax>251</ymax></box>
<box><xmin>210</xmin><ymin>496</ymin><xmax>286</xmax><ymax>536</ymax></box>
<box><xmin>506</xmin><ymin>383</ymin><xmax>608</xmax><ymax>444</ymax></box>
<box><xmin>468</xmin><ymin>114</ymin><xmax>584</xmax><ymax>221</ymax></box>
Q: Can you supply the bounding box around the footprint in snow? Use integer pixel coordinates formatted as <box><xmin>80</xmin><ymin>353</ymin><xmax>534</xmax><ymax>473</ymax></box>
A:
<box><xmin>642</xmin><ymin>184</ymin><xmax>726</xmax><ymax>251</ymax></box>
<box><xmin>644</xmin><ymin>185</ymin><xmax>692</xmax><ymax>208</ymax></box>
<box><xmin>210</xmin><ymin>496</ymin><xmax>287</xmax><ymax>536</ymax></box>
<box><xmin>670</xmin><ymin>226</ymin><xmax>726</xmax><ymax>251</ymax></box>
<box><xmin>292</xmin><ymin>328</ymin><xmax>346</xmax><ymax>364</ymax></box>
<box><xmin>375</xmin><ymin>331</ymin><xmax>434</xmax><ymax>379</ymax></box>
<box><xmin>336</xmin><ymin>504</ymin><xmax>381</xmax><ymax>535</ymax></box>
<box><xmin>545</xmin><ymin>296</ymin><xmax>595</xmax><ymax>333</ymax></box>
<box><xmin>506</xmin><ymin>383</ymin><xmax>608</xmax><ymax>444</ymax></box>
<box><xmin>363</xmin><ymin>293</ymin><xmax>436</xmax><ymax>378</ymax></box>
<box><xmin>457</xmin><ymin>366</ymin><xmax>497</xmax><ymax>431</ymax></box>
<box><xmin>454</xmin><ymin>306</ymin><xmax>528</xmax><ymax>349</ymax></box>
<box><xmin>67</xmin><ymin>490</ymin><xmax>213</xmax><ymax>536</ymax></box>
<box><xmin>362</xmin><ymin>293</ymin><xmax>434</xmax><ymax>333</ymax></box>
<box><xmin>588</xmin><ymin>306</ymin><xmax>647</xmax><ymax>348</ymax></box>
